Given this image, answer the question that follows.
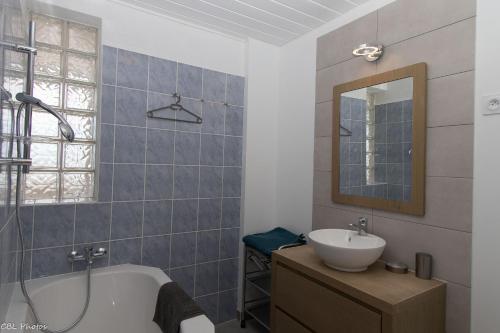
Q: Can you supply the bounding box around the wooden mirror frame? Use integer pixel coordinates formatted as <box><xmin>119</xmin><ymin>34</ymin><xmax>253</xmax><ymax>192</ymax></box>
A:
<box><xmin>332</xmin><ymin>63</ymin><xmax>427</xmax><ymax>216</ymax></box>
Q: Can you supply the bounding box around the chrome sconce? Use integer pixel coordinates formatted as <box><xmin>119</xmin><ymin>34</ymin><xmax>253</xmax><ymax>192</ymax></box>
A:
<box><xmin>352</xmin><ymin>43</ymin><xmax>384</xmax><ymax>62</ymax></box>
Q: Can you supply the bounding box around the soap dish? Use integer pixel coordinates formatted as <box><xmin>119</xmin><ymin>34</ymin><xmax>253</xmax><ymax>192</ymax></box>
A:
<box><xmin>385</xmin><ymin>262</ymin><xmax>408</xmax><ymax>274</ymax></box>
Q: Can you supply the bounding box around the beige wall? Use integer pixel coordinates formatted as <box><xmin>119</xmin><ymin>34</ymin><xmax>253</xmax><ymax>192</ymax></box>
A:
<box><xmin>313</xmin><ymin>0</ymin><xmax>475</xmax><ymax>332</ymax></box>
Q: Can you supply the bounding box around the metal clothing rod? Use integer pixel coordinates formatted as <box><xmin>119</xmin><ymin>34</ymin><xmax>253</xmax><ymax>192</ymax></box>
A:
<box><xmin>147</xmin><ymin>93</ymin><xmax>203</xmax><ymax>124</ymax></box>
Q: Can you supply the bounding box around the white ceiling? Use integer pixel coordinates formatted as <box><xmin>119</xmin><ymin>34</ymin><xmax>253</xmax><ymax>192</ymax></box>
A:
<box><xmin>116</xmin><ymin>0</ymin><xmax>369</xmax><ymax>45</ymax></box>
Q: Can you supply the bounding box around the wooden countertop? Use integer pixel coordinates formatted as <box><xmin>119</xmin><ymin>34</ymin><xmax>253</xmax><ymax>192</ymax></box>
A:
<box><xmin>272</xmin><ymin>245</ymin><xmax>445</xmax><ymax>315</ymax></box>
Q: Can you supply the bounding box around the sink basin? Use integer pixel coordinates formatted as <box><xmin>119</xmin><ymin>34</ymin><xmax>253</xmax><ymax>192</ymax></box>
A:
<box><xmin>308</xmin><ymin>229</ymin><xmax>386</xmax><ymax>272</ymax></box>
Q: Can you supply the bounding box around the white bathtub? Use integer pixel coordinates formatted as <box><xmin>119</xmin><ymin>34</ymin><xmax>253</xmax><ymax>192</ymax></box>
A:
<box><xmin>3</xmin><ymin>264</ymin><xmax>214</xmax><ymax>333</ymax></box>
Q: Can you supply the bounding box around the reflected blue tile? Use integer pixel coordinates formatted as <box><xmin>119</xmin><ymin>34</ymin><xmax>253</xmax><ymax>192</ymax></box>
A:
<box><xmin>142</xmin><ymin>235</ymin><xmax>170</xmax><ymax>269</ymax></box>
<box><xmin>113</xmin><ymin>164</ymin><xmax>145</xmax><ymax>201</ymax></box>
<box><xmin>340</xmin><ymin>97</ymin><xmax>350</xmax><ymax>120</ymax></box>
<box><xmin>223</xmin><ymin>136</ymin><xmax>242</xmax><ymax>167</ymax></box>
<box><xmin>348</xmin><ymin>165</ymin><xmax>363</xmax><ymax>188</ymax></box>
<box><xmin>149</xmin><ymin>57</ymin><xmax>176</xmax><ymax>94</ymax></box>
<box><xmin>404</xmin><ymin>163</ymin><xmax>412</xmax><ymax>187</ymax></box>
<box><xmin>349</xmin><ymin>143</ymin><xmax>362</xmax><ymax>164</ymax></box>
<box><xmin>102</xmin><ymin>46</ymin><xmax>117</xmax><ymax>85</ymax></box>
<box><xmin>339</xmin><ymin>166</ymin><xmax>348</xmax><ymax>188</ymax></box>
<box><xmin>339</xmin><ymin>137</ymin><xmax>349</xmax><ymax>165</ymax></box>
<box><xmin>32</xmin><ymin>246</ymin><xmax>72</xmax><ymax>278</ymax></box>
<box><xmin>225</xmin><ymin>106</ymin><xmax>243</xmax><ymax>136</ymax></box>
<box><xmin>403</xmin><ymin>121</ymin><xmax>412</xmax><ymax>143</ymax></box>
<box><xmin>404</xmin><ymin>185</ymin><xmax>412</xmax><ymax>201</ymax></box>
<box><xmin>101</xmin><ymin>85</ymin><xmax>115</xmax><ymax>124</ymax></box>
<box><xmin>200</xmin><ymin>167</ymin><xmax>222</xmax><ymax>198</ymax></box>
<box><xmin>218</xmin><ymin>289</ymin><xmax>237</xmax><ymax>323</ymax></box>
<box><xmin>387</xmin><ymin>102</ymin><xmax>403</xmax><ymax>123</ymax></box>
<box><xmin>388</xmin><ymin>185</ymin><xmax>403</xmax><ymax>201</ymax></box>
<box><xmin>198</xmin><ymin>199</ymin><xmax>221</xmax><ymax>231</ymax></box>
<box><xmin>33</xmin><ymin>205</ymin><xmax>75</xmax><ymax>248</ymax></box>
<box><xmin>145</xmin><ymin>165</ymin><xmax>173</xmax><ymax>200</ymax></box>
<box><xmin>350</xmin><ymin>98</ymin><xmax>365</xmax><ymax>121</ymax></box>
<box><xmin>146</xmin><ymin>92</ymin><xmax>176</xmax><ymax>130</ymax></box>
<box><xmin>403</xmin><ymin>100</ymin><xmax>413</xmax><ymax>122</ymax></box>
<box><xmin>197</xmin><ymin>230</ymin><xmax>220</xmax><ymax>263</ymax></box>
<box><xmin>219</xmin><ymin>258</ymin><xmax>238</xmax><ymax>291</ymax></box>
<box><xmin>178</xmin><ymin>63</ymin><xmax>202</xmax><ymax>99</ymax></box>
<box><xmin>375</xmin><ymin>104</ymin><xmax>386</xmax><ymax>124</ymax></box>
<box><xmin>111</xmin><ymin>201</ymin><xmax>143</xmax><ymax>239</ymax></box>
<box><xmin>220</xmin><ymin>228</ymin><xmax>239</xmax><ymax>259</ymax></box>
<box><xmin>374</xmin><ymin>123</ymin><xmax>386</xmax><ymax>143</ymax></box>
<box><xmin>117</xmin><ymin>49</ymin><xmax>148</xmax><ymax>90</ymax></box>
<box><xmin>221</xmin><ymin>198</ymin><xmax>240</xmax><ymax>228</ymax></box>
<box><xmin>375</xmin><ymin>164</ymin><xmax>387</xmax><ymax>183</ymax></box>
<box><xmin>387</xmin><ymin>143</ymin><xmax>403</xmax><ymax>163</ymax></box>
<box><xmin>98</xmin><ymin>163</ymin><xmax>113</xmax><ymax>202</ymax></box>
<box><xmin>172</xmin><ymin>199</ymin><xmax>198</xmax><ymax>233</ymax></box>
<box><xmin>195</xmin><ymin>261</ymin><xmax>218</xmax><ymax>296</ymax></box>
<box><xmin>387</xmin><ymin>164</ymin><xmax>403</xmax><ymax>185</ymax></box>
<box><xmin>227</xmin><ymin>75</ymin><xmax>245</xmax><ymax>106</ymax></box>
<box><xmin>349</xmin><ymin>186</ymin><xmax>362</xmax><ymax>195</ymax></box>
<box><xmin>174</xmin><ymin>166</ymin><xmax>199</xmax><ymax>199</ymax></box>
<box><xmin>387</xmin><ymin>123</ymin><xmax>403</xmax><ymax>143</ymax></box>
<box><xmin>174</xmin><ymin>132</ymin><xmax>200</xmax><ymax>165</ymax></box>
<box><xmin>203</xmin><ymin>69</ymin><xmax>226</xmax><ymax>103</ymax></box>
<box><xmin>222</xmin><ymin>167</ymin><xmax>241</xmax><ymax>197</ymax></box>
<box><xmin>200</xmin><ymin>134</ymin><xmax>223</xmax><ymax>166</ymax></box>
<box><xmin>350</xmin><ymin>120</ymin><xmax>364</xmax><ymax>143</ymax></box>
<box><xmin>114</xmin><ymin>125</ymin><xmax>146</xmax><ymax>163</ymax></box>
<box><xmin>171</xmin><ymin>232</ymin><xmax>196</xmax><ymax>267</ymax></box>
<box><xmin>171</xmin><ymin>265</ymin><xmax>195</xmax><ymax>297</ymax></box>
<box><xmin>143</xmin><ymin>200</ymin><xmax>172</xmax><ymax>236</ymax></box>
<box><xmin>110</xmin><ymin>238</ymin><xmax>141</xmax><ymax>265</ymax></box>
<box><xmin>146</xmin><ymin>129</ymin><xmax>175</xmax><ymax>164</ymax></box>
<box><xmin>75</xmin><ymin>203</ymin><xmax>111</xmax><ymax>244</ymax></box>
<box><xmin>195</xmin><ymin>294</ymin><xmax>218</xmax><ymax>323</ymax></box>
<box><xmin>202</xmin><ymin>102</ymin><xmax>225</xmax><ymax>135</ymax></box>
<box><xmin>374</xmin><ymin>144</ymin><xmax>387</xmax><ymax>163</ymax></box>
<box><xmin>115</xmin><ymin>87</ymin><xmax>147</xmax><ymax>127</ymax></box>
<box><xmin>99</xmin><ymin>124</ymin><xmax>114</xmax><ymax>163</ymax></box>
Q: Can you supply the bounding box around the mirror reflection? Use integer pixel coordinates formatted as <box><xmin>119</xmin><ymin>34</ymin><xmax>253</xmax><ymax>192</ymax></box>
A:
<box><xmin>339</xmin><ymin>77</ymin><xmax>413</xmax><ymax>201</ymax></box>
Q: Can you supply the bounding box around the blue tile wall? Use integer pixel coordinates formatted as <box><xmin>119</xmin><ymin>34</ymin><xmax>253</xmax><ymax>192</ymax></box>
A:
<box><xmin>339</xmin><ymin>97</ymin><xmax>412</xmax><ymax>200</ymax></box>
<box><xmin>0</xmin><ymin>45</ymin><xmax>245</xmax><ymax>325</ymax></box>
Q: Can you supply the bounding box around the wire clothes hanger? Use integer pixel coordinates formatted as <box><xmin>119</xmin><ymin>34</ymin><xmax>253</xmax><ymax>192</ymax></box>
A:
<box><xmin>147</xmin><ymin>93</ymin><xmax>203</xmax><ymax>124</ymax></box>
<box><xmin>340</xmin><ymin>125</ymin><xmax>352</xmax><ymax>137</ymax></box>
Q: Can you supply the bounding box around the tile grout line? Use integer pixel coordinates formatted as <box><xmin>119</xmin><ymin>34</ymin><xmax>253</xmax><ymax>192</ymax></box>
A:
<box><xmin>107</xmin><ymin>47</ymin><xmax>119</xmax><ymax>268</ymax></box>
<box><xmin>140</xmin><ymin>55</ymin><xmax>152</xmax><ymax>266</ymax></box>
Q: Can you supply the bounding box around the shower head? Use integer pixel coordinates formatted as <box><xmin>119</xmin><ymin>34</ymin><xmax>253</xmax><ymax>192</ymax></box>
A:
<box><xmin>16</xmin><ymin>92</ymin><xmax>75</xmax><ymax>142</ymax></box>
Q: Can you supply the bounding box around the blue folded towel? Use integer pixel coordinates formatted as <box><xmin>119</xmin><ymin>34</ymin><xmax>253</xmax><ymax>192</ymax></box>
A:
<box><xmin>242</xmin><ymin>227</ymin><xmax>306</xmax><ymax>257</ymax></box>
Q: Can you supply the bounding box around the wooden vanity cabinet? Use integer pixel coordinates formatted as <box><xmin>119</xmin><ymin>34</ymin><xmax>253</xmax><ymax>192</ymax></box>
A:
<box><xmin>270</xmin><ymin>246</ymin><xmax>445</xmax><ymax>333</ymax></box>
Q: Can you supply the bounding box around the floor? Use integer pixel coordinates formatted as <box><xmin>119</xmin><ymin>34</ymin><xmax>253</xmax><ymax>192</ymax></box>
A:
<box><xmin>216</xmin><ymin>319</ymin><xmax>268</xmax><ymax>333</ymax></box>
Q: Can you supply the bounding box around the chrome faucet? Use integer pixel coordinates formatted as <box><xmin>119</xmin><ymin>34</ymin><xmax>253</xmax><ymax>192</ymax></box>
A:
<box><xmin>349</xmin><ymin>217</ymin><xmax>368</xmax><ymax>236</ymax></box>
<box><xmin>68</xmin><ymin>246</ymin><xmax>107</xmax><ymax>265</ymax></box>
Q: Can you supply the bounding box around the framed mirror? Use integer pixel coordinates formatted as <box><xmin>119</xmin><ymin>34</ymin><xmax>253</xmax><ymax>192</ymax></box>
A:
<box><xmin>332</xmin><ymin>63</ymin><xmax>427</xmax><ymax>216</ymax></box>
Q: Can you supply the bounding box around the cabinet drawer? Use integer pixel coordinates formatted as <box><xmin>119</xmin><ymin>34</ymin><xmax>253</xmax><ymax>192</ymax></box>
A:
<box><xmin>275</xmin><ymin>308</ymin><xmax>312</xmax><ymax>333</ymax></box>
<box><xmin>274</xmin><ymin>264</ymin><xmax>381</xmax><ymax>333</ymax></box>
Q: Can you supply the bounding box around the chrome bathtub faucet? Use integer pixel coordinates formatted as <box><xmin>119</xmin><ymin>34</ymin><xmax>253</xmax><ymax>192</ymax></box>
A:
<box><xmin>349</xmin><ymin>217</ymin><xmax>368</xmax><ymax>236</ymax></box>
<box><xmin>68</xmin><ymin>246</ymin><xmax>107</xmax><ymax>264</ymax></box>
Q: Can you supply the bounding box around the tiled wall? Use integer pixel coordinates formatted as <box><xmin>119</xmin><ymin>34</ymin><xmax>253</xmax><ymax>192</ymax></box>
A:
<box><xmin>313</xmin><ymin>0</ymin><xmax>475</xmax><ymax>332</ymax></box>
<box><xmin>339</xmin><ymin>97</ymin><xmax>413</xmax><ymax>200</ymax></box>
<box><xmin>16</xmin><ymin>46</ymin><xmax>245</xmax><ymax>324</ymax></box>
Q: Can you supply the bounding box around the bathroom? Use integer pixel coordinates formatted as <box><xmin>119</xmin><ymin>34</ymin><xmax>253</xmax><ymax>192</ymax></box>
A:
<box><xmin>0</xmin><ymin>0</ymin><xmax>498</xmax><ymax>332</ymax></box>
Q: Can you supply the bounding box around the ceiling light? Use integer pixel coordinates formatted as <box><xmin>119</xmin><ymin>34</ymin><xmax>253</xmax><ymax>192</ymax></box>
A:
<box><xmin>352</xmin><ymin>43</ymin><xmax>383</xmax><ymax>62</ymax></box>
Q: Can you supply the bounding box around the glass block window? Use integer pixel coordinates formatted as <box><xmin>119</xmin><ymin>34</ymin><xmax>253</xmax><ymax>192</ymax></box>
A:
<box><xmin>22</xmin><ymin>14</ymin><xmax>99</xmax><ymax>203</ymax></box>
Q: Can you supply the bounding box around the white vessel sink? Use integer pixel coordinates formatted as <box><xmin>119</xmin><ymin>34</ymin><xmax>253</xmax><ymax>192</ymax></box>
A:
<box><xmin>308</xmin><ymin>229</ymin><xmax>386</xmax><ymax>272</ymax></box>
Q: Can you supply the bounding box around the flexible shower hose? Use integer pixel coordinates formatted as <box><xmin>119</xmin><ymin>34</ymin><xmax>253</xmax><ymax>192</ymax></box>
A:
<box><xmin>12</xmin><ymin>103</ymin><xmax>92</xmax><ymax>333</ymax></box>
